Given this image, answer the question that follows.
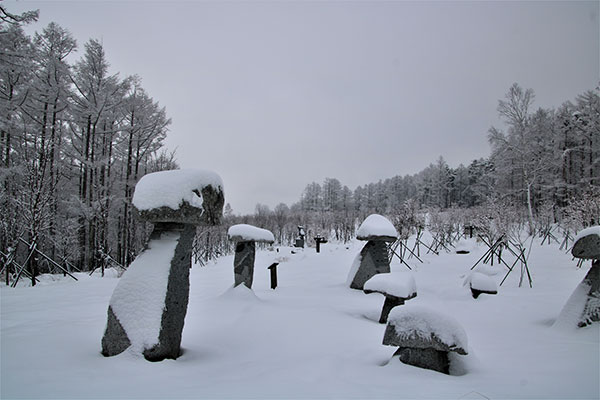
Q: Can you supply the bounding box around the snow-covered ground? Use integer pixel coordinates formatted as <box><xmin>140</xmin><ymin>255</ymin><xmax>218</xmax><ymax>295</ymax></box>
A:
<box><xmin>1</xmin><ymin>235</ymin><xmax>598</xmax><ymax>399</ymax></box>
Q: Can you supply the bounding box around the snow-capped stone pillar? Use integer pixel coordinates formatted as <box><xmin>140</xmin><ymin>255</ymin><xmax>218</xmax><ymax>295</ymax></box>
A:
<box><xmin>555</xmin><ymin>226</ymin><xmax>600</xmax><ymax>328</ymax></box>
<box><xmin>228</xmin><ymin>224</ymin><xmax>274</xmax><ymax>289</ymax></box>
<box><xmin>363</xmin><ymin>272</ymin><xmax>417</xmax><ymax>323</ymax></box>
<box><xmin>348</xmin><ymin>214</ymin><xmax>398</xmax><ymax>290</ymax></box>
<box><xmin>101</xmin><ymin>169</ymin><xmax>224</xmax><ymax>361</ymax></box>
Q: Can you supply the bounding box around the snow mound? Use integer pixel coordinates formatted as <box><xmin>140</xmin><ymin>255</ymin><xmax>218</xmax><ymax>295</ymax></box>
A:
<box><xmin>346</xmin><ymin>252</ymin><xmax>363</xmax><ymax>285</ymax></box>
<box><xmin>108</xmin><ymin>232</ymin><xmax>179</xmax><ymax>353</ymax></box>
<box><xmin>455</xmin><ymin>238</ymin><xmax>477</xmax><ymax>253</ymax></box>
<box><xmin>554</xmin><ymin>281</ymin><xmax>592</xmax><ymax>330</ymax></box>
<box><xmin>574</xmin><ymin>226</ymin><xmax>600</xmax><ymax>243</ymax></box>
<box><xmin>218</xmin><ymin>283</ymin><xmax>261</xmax><ymax>302</ymax></box>
<box><xmin>356</xmin><ymin>214</ymin><xmax>398</xmax><ymax>241</ymax></box>
<box><xmin>228</xmin><ymin>224</ymin><xmax>274</xmax><ymax>243</ymax></box>
<box><xmin>364</xmin><ymin>272</ymin><xmax>417</xmax><ymax>298</ymax></box>
<box><xmin>387</xmin><ymin>305</ymin><xmax>468</xmax><ymax>351</ymax></box>
<box><xmin>132</xmin><ymin>169</ymin><xmax>223</xmax><ymax>211</ymax></box>
<box><xmin>464</xmin><ymin>272</ymin><xmax>497</xmax><ymax>292</ymax></box>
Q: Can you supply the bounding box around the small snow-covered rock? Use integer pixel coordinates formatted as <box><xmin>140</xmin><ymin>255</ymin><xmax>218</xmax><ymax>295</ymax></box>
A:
<box><xmin>383</xmin><ymin>305</ymin><xmax>468</xmax><ymax>375</ymax></box>
<box><xmin>364</xmin><ymin>272</ymin><xmax>417</xmax><ymax>298</ymax></box>
<box><xmin>385</xmin><ymin>305</ymin><xmax>468</xmax><ymax>353</ymax></box>
<box><xmin>228</xmin><ymin>224</ymin><xmax>275</xmax><ymax>243</ymax></box>
<box><xmin>356</xmin><ymin>214</ymin><xmax>398</xmax><ymax>242</ymax></box>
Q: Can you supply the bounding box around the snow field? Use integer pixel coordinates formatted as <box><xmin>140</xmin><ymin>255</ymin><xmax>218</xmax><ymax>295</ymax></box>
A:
<box><xmin>1</xmin><ymin>237</ymin><xmax>598</xmax><ymax>399</ymax></box>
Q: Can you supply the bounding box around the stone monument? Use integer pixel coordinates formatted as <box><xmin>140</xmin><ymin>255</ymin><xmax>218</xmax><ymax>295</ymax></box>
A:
<box><xmin>228</xmin><ymin>224</ymin><xmax>274</xmax><ymax>289</ymax></box>
<box><xmin>348</xmin><ymin>214</ymin><xmax>398</xmax><ymax>290</ymax></box>
<box><xmin>101</xmin><ymin>169</ymin><xmax>224</xmax><ymax>361</ymax></box>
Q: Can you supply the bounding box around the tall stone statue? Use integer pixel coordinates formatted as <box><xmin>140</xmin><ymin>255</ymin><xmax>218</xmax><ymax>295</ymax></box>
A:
<box><xmin>101</xmin><ymin>169</ymin><xmax>224</xmax><ymax>361</ymax></box>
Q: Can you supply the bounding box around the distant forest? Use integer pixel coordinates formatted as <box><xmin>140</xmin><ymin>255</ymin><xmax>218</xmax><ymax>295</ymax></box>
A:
<box><xmin>220</xmin><ymin>83</ymin><xmax>599</xmax><ymax>258</ymax></box>
<box><xmin>1</xmin><ymin>6</ymin><xmax>598</xmax><ymax>280</ymax></box>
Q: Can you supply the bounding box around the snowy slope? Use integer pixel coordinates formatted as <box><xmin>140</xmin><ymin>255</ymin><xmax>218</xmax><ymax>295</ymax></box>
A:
<box><xmin>1</xmin><ymin>236</ymin><xmax>598</xmax><ymax>399</ymax></box>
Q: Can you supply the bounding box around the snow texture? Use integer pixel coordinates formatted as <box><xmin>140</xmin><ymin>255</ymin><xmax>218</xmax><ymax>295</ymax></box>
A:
<box><xmin>387</xmin><ymin>305</ymin><xmax>468</xmax><ymax>351</ymax></box>
<box><xmin>364</xmin><ymin>272</ymin><xmax>417</xmax><ymax>298</ymax></box>
<box><xmin>464</xmin><ymin>272</ymin><xmax>498</xmax><ymax>292</ymax></box>
<box><xmin>346</xmin><ymin>252</ymin><xmax>363</xmax><ymax>285</ymax></box>
<box><xmin>554</xmin><ymin>281</ymin><xmax>591</xmax><ymax>330</ymax></box>
<box><xmin>228</xmin><ymin>224</ymin><xmax>275</xmax><ymax>243</ymax></box>
<box><xmin>356</xmin><ymin>214</ymin><xmax>398</xmax><ymax>240</ymax></box>
<box><xmin>2</xmin><ymin>235</ymin><xmax>599</xmax><ymax>399</ymax></box>
<box><xmin>108</xmin><ymin>232</ymin><xmax>179</xmax><ymax>353</ymax></box>
<box><xmin>574</xmin><ymin>226</ymin><xmax>600</xmax><ymax>243</ymax></box>
<box><xmin>132</xmin><ymin>169</ymin><xmax>223</xmax><ymax>211</ymax></box>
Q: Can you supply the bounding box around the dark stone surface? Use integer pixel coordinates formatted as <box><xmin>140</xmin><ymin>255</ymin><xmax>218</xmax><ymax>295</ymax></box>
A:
<box><xmin>101</xmin><ymin>306</ymin><xmax>131</xmax><ymax>357</ymax></box>
<box><xmin>383</xmin><ymin>324</ymin><xmax>467</xmax><ymax>355</ymax></box>
<box><xmin>101</xmin><ymin>225</ymin><xmax>195</xmax><ymax>361</ymax></box>
<box><xmin>379</xmin><ymin>296</ymin><xmax>405</xmax><ymax>324</ymax></box>
<box><xmin>349</xmin><ymin>241</ymin><xmax>390</xmax><ymax>290</ymax></box>
<box><xmin>384</xmin><ymin>319</ymin><xmax>467</xmax><ymax>375</ymax></box>
<box><xmin>234</xmin><ymin>241</ymin><xmax>256</xmax><ymax>288</ymax></box>
<box><xmin>136</xmin><ymin>185</ymin><xmax>224</xmax><ymax>226</ymax></box>
<box><xmin>393</xmin><ymin>347</ymin><xmax>450</xmax><ymax>375</ymax></box>
<box><xmin>576</xmin><ymin>260</ymin><xmax>600</xmax><ymax>327</ymax></box>
<box><xmin>143</xmin><ymin>224</ymin><xmax>195</xmax><ymax>361</ymax></box>
<box><xmin>356</xmin><ymin>234</ymin><xmax>397</xmax><ymax>242</ymax></box>
<box><xmin>471</xmin><ymin>287</ymin><xmax>498</xmax><ymax>299</ymax></box>
<box><xmin>572</xmin><ymin>232</ymin><xmax>600</xmax><ymax>260</ymax></box>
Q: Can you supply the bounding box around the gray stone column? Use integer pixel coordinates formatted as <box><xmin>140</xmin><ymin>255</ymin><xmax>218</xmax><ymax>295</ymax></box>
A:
<box><xmin>350</xmin><ymin>240</ymin><xmax>390</xmax><ymax>290</ymax></box>
<box><xmin>234</xmin><ymin>241</ymin><xmax>256</xmax><ymax>288</ymax></box>
<box><xmin>101</xmin><ymin>170</ymin><xmax>224</xmax><ymax>361</ymax></box>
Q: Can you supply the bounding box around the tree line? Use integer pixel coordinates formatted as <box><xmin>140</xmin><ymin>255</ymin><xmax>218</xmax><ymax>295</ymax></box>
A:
<box><xmin>0</xmin><ymin>7</ymin><xmax>177</xmax><ymax>279</ymax></box>
<box><xmin>217</xmin><ymin>83</ymin><xmax>599</xmax><ymax>255</ymax></box>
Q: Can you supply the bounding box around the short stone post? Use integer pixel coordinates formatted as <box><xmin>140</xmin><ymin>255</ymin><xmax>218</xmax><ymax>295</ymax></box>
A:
<box><xmin>363</xmin><ymin>272</ymin><xmax>417</xmax><ymax>323</ymax></box>
<box><xmin>101</xmin><ymin>169</ymin><xmax>224</xmax><ymax>361</ymax></box>
<box><xmin>268</xmin><ymin>262</ymin><xmax>279</xmax><ymax>289</ymax></box>
<box><xmin>555</xmin><ymin>226</ymin><xmax>600</xmax><ymax>328</ymax></box>
<box><xmin>314</xmin><ymin>235</ymin><xmax>327</xmax><ymax>253</ymax></box>
<box><xmin>228</xmin><ymin>224</ymin><xmax>274</xmax><ymax>289</ymax></box>
<box><xmin>348</xmin><ymin>214</ymin><xmax>398</xmax><ymax>290</ymax></box>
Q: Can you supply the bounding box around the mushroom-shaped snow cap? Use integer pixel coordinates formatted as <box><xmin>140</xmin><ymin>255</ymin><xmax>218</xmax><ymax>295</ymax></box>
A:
<box><xmin>383</xmin><ymin>305</ymin><xmax>468</xmax><ymax>355</ymax></box>
<box><xmin>572</xmin><ymin>226</ymin><xmax>600</xmax><ymax>260</ymax></box>
<box><xmin>228</xmin><ymin>224</ymin><xmax>275</xmax><ymax>244</ymax></box>
<box><xmin>356</xmin><ymin>214</ymin><xmax>398</xmax><ymax>242</ymax></box>
<box><xmin>364</xmin><ymin>272</ymin><xmax>417</xmax><ymax>299</ymax></box>
<box><xmin>132</xmin><ymin>169</ymin><xmax>224</xmax><ymax>226</ymax></box>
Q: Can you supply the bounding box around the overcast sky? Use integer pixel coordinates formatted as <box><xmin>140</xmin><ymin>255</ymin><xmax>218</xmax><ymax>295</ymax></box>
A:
<box><xmin>7</xmin><ymin>0</ymin><xmax>599</xmax><ymax>214</ymax></box>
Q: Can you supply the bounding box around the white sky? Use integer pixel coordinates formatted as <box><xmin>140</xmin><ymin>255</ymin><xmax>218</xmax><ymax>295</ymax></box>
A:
<box><xmin>7</xmin><ymin>0</ymin><xmax>599</xmax><ymax>214</ymax></box>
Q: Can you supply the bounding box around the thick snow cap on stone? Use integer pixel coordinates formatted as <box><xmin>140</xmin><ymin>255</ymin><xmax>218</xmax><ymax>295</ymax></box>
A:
<box><xmin>572</xmin><ymin>226</ymin><xmax>600</xmax><ymax>260</ymax></box>
<box><xmin>386</xmin><ymin>305</ymin><xmax>468</xmax><ymax>353</ymax></box>
<box><xmin>108</xmin><ymin>232</ymin><xmax>179</xmax><ymax>354</ymax></box>
<box><xmin>464</xmin><ymin>272</ymin><xmax>498</xmax><ymax>292</ymax></box>
<box><xmin>356</xmin><ymin>214</ymin><xmax>398</xmax><ymax>241</ymax></box>
<box><xmin>228</xmin><ymin>224</ymin><xmax>274</xmax><ymax>244</ymax></box>
<box><xmin>364</xmin><ymin>272</ymin><xmax>417</xmax><ymax>298</ymax></box>
<box><xmin>132</xmin><ymin>169</ymin><xmax>223</xmax><ymax>211</ymax></box>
